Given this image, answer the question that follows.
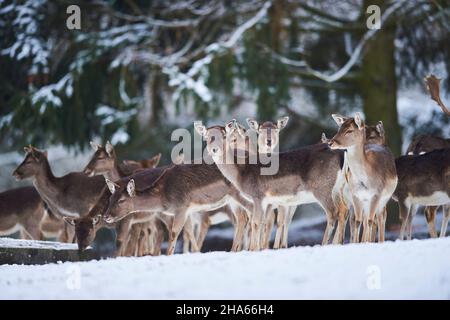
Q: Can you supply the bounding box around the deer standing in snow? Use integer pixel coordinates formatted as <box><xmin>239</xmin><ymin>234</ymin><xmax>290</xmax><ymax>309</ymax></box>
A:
<box><xmin>195</xmin><ymin>120</ymin><xmax>346</xmax><ymax>250</ymax></box>
<box><xmin>243</xmin><ymin>116</ymin><xmax>296</xmax><ymax>249</ymax></box>
<box><xmin>394</xmin><ymin>75</ymin><xmax>450</xmax><ymax>239</ymax></box>
<box><xmin>328</xmin><ymin>113</ymin><xmax>397</xmax><ymax>243</ymax></box>
<box><xmin>324</xmin><ymin>120</ymin><xmax>388</xmax><ymax>242</ymax></box>
<box><xmin>78</xmin><ymin>141</ymin><xmax>164</xmax><ymax>255</ymax></box>
<box><xmin>102</xmin><ymin>162</ymin><xmax>253</xmax><ymax>255</ymax></box>
<box><xmin>0</xmin><ymin>186</ymin><xmax>71</xmax><ymax>242</ymax></box>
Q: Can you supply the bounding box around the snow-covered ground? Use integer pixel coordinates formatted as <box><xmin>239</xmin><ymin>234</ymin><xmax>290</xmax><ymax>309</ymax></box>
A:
<box><xmin>1</xmin><ymin>237</ymin><xmax>450</xmax><ymax>299</ymax></box>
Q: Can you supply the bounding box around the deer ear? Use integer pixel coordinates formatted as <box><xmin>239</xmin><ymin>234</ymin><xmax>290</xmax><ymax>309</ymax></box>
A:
<box><xmin>246</xmin><ymin>118</ymin><xmax>259</xmax><ymax>131</ymax></box>
<box><xmin>376</xmin><ymin>121</ymin><xmax>384</xmax><ymax>136</ymax></box>
<box><xmin>147</xmin><ymin>153</ymin><xmax>161</xmax><ymax>168</ymax></box>
<box><xmin>277</xmin><ymin>116</ymin><xmax>289</xmax><ymax>130</ymax></box>
<box><xmin>194</xmin><ymin>121</ymin><xmax>207</xmax><ymax>137</ymax></box>
<box><xmin>354</xmin><ymin>112</ymin><xmax>364</xmax><ymax>130</ymax></box>
<box><xmin>225</xmin><ymin>119</ymin><xmax>236</xmax><ymax>133</ymax></box>
<box><xmin>173</xmin><ymin>153</ymin><xmax>185</xmax><ymax>165</ymax></box>
<box><xmin>331</xmin><ymin>114</ymin><xmax>347</xmax><ymax>127</ymax></box>
<box><xmin>126</xmin><ymin>179</ymin><xmax>136</xmax><ymax>197</ymax></box>
<box><xmin>63</xmin><ymin>217</ymin><xmax>76</xmax><ymax>226</ymax></box>
<box><xmin>90</xmin><ymin>141</ymin><xmax>99</xmax><ymax>151</ymax></box>
<box><xmin>105</xmin><ymin>178</ymin><xmax>117</xmax><ymax>194</ymax></box>
<box><xmin>321</xmin><ymin>132</ymin><xmax>328</xmax><ymax>144</ymax></box>
<box><xmin>236</xmin><ymin>123</ymin><xmax>246</xmax><ymax>137</ymax></box>
<box><xmin>105</xmin><ymin>141</ymin><xmax>114</xmax><ymax>157</ymax></box>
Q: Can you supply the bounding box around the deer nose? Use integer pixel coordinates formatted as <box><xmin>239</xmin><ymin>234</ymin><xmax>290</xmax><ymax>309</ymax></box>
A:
<box><xmin>104</xmin><ymin>215</ymin><xmax>115</xmax><ymax>224</ymax></box>
<box><xmin>12</xmin><ymin>170</ymin><xmax>21</xmax><ymax>180</ymax></box>
<box><xmin>78</xmin><ymin>243</ymin><xmax>88</xmax><ymax>252</ymax></box>
<box><xmin>83</xmin><ymin>168</ymin><xmax>94</xmax><ymax>177</ymax></box>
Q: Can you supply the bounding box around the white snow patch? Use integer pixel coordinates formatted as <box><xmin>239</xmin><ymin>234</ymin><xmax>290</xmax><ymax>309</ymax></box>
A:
<box><xmin>0</xmin><ymin>238</ymin><xmax>79</xmax><ymax>250</ymax></box>
<box><xmin>1</xmin><ymin>237</ymin><xmax>450</xmax><ymax>299</ymax></box>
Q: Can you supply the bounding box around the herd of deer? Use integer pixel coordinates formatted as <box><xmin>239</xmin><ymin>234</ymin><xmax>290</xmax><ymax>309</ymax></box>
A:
<box><xmin>1</xmin><ymin>75</ymin><xmax>449</xmax><ymax>258</ymax></box>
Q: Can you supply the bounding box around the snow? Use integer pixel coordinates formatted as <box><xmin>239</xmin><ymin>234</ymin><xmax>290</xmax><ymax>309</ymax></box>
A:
<box><xmin>0</xmin><ymin>238</ymin><xmax>79</xmax><ymax>250</ymax></box>
<box><xmin>1</xmin><ymin>237</ymin><xmax>450</xmax><ymax>299</ymax></box>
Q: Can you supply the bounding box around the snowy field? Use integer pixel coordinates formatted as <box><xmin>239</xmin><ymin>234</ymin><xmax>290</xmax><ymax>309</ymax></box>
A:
<box><xmin>1</xmin><ymin>237</ymin><xmax>450</xmax><ymax>300</ymax></box>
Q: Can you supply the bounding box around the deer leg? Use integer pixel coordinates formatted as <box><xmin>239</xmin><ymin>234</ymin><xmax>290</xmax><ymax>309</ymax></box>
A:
<box><xmin>377</xmin><ymin>206</ymin><xmax>387</xmax><ymax>243</ymax></box>
<box><xmin>182</xmin><ymin>229</ymin><xmax>190</xmax><ymax>253</ymax></box>
<box><xmin>274</xmin><ymin>206</ymin><xmax>286</xmax><ymax>249</ymax></box>
<box><xmin>440</xmin><ymin>205</ymin><xmax>450</xmax><ymax>238</ymax></box>
<box><xmin>424</xmin><ymin>206</ymin><xmax>438</xmax><ymax>238</ymax></box>
<box><xmin>333</xmin><ymin>199</ymin><xmax>348</xmax><ymax>245</ymax></box>
<box><xmin>195</xmin><ymin>215</ymin><xmax>210</xmax><ymax>252</ymax></box>
<box><xmin>321</xmin><ymin>202</ymin><xmax>337</xmax><ymax>246</ymax></box>
<box><xmin>348</xmin><ymin>207</ymin><xmax>355</xmax><ymax>243</ymax></box>
<box><xmin>115</xmin><ymin>217</ymin><xmax>132</xmax><ymax>256</ymax></box>
<box><xmin>154</xmin><ymin>224</ymin><xmax>164</xmax><ymax>256</ymax></box>
<box><xmin>58</xmin><ymin>223</ymin><xmax>75</xmax><ymax>243</ymax></box>
<box><xmin>407</xmin><ymin>205</ymin><xmax>418</xmax><ymax>240</ymax></box>
<box><xmin>281</xmin><ymin>207</ymin><xmax>295</xmax><ymax>248</ymax></box>
<box><xmin>262</xmin><ymin>206</ymin><xmax>275</xmax><ymax>249</ymax></box>
<box><xmin>398</xmin><ymin>201</ymin><xmax>410</xmax><ymax>240</ymax></box>
<box><xmin>183</xmin><ymin>215</ymin><xmax>200</xmax><ymax>253</ymax></box>
<box><xmin>249</xmin><ymin>200</ymin><xmax>263</xmax><ymax>251</ymax></box>
<box><xmin>125</xmin><ymin>225</ymin><xmax>139</xmax><ymax>256</ymax></box>
<box><xmin>167</xmin><ymin>211</ymin><xmax>188</xmax><ymax>255</ymax></box>
<box><xmin>352</xmin><ymin>198</ymin><xmax>363</xmax><ymax>243</ymax></box>
<box><xmin>231</xmin><ymin>208</ymin><xmax>247</xmax><ymax>252</ymax></box>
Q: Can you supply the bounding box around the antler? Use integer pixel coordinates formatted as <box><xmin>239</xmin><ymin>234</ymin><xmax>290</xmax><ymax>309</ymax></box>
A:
<box><xmin>425</xmin><ymin>74</ymin><xmax>450</xmax><ymax>116</ymax></box>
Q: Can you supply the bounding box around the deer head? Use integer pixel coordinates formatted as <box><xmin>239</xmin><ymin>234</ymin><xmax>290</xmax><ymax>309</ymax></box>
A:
<box><xmin>425</xmin><ymin>74</ymin><xmax>449</xmax><ymax>116</ymax></box>
<box><xmin>140</xmin><ymin>153</ymin><xmax>161</xmax><ymax>168</ymax></box>
<box><xmin>321</xmin><ymin>132</ymin><xmax>330</xmax><ymax>144</ymax></box>
<box><xmin>365</xmin><ymin>121</ymin><xmax>385</xmax><ymax>145</ymax></box>
<box><xmin>246</xmin><ymin>116</ymin><xmax>289</xmax><ymax>153</ymax></box>
<box><xmin>103</xmin><ymin>178</ymin><xmax>137</xmax><ymax>223</ymax></box>
<box><xmin>328</xmin><ymin>112</ymin><xmax>365</xmax><ymax>149</ymax></box>
<box><xmin>83</xmin><ymin>141</ymin><xmax>116</xmax><ymax>176</ymax></box>
<box><xmin>12</xmin><ymin>145</ymin><xmax>48</xmax><ymax>180</ymax></box>
<box><xmin>64</xmin><ymin>215</ymin><xmax>102</xmax><ymax>252</ymax></box>
<box><xmin>194</xmin><ymin>121</ymin><xmax>234</xmax><ymax>160</ymax></box>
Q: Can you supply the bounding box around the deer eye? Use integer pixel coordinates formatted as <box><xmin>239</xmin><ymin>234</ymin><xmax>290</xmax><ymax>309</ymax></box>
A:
<box><xmin>92</xmin><ymin>216</ymin><xmax>100</xmax><ymax>225</ymax></box>
<box><xmin>345</xmin><ymin>129</ymin><xmax>353</xmax><ymax>135</ymax></box>
<box><xmin>118</xmin><ymin>198</ymin><xmax>125</xmax><ymax>204</ymax></box>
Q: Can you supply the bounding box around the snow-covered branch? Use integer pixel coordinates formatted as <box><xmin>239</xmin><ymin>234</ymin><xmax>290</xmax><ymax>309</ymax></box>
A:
<box><xmin>165</xmin><ymin>1</ymin><xmax>272</xmax><ymax>102</ymax></box>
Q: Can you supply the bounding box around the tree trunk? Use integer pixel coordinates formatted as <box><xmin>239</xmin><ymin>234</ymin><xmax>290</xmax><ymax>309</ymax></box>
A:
<box><xmin>359</xmin><ymin>0</ymin><xmax>401</xmax><ymax>227</ymax></box>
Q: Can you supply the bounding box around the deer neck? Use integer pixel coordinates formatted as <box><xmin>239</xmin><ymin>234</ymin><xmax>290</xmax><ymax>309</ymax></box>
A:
<box><xmin>32</xmin><ymin>159</ymin><xmax>61</xmax><ymax>209</ymax></box>
<box><xmin>212</xmin><ymin>144</ymin><xmax>244</xmax><ymax>193</ymax></box>
<box><xmin>106</xmin><ymin>156</ymin><xmax>123</xmax><ymax>181</ymax></box>
<box><xmin>345</xmin><ymin>142</ymin><xmax>369</xmax><ymax>181</ymax></box>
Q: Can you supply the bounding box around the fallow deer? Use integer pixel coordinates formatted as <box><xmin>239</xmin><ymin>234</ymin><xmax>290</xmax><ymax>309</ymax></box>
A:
<box><xmin>102</xmin><ymin>163</ymin><xmax>253</xmax><ymax>255</ymax></box>
<box><xmin>244</xmin><ymin>116</ymin><xmax>296</xmax><ymax>249</ymax></box>
<box><xmin>394</xmin><ymin>149</ymin><xmax>450</xmax><ymax>240</ymax></box>
<box><xmin>0</xmin><ymin>186</ymin><xmax>70</xmax><ymax>241</ymax></box>
<box><xmin>329</xmin><ymin>113</ymin><xmax>398</xmax><ymax>243</ymax></box>
<box><xmin>66</xmin><ymin>183</ymin><xmax>173</xmax><ymax>254</ymax></box>
<box><xmin>80</xmin><ymin>141</ymin><xmax>164</xmax><ymax>255</ymax></box>
<box><xmin>13</xmin><ymin>146</ymin><xmax>106</xmax><ymax>222</ymax></box>
<box><xmin>404</xmin><ymin>135</ymin><xmax>450</xmax><ymax>238</ymax></box>
<box><xmin>393</xmin><ymin>74</ymin><xmax>450</xmax><ymax>239</ymax></box>
<box><xmin>83</xmin><ymin>141</ymin><xmax>161</xmax><ymax>180</ymax></box>
<box><xmin>195</xmin><ymin>120</ymin><xmax>346</xmax><ymax>250</ymax></box>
